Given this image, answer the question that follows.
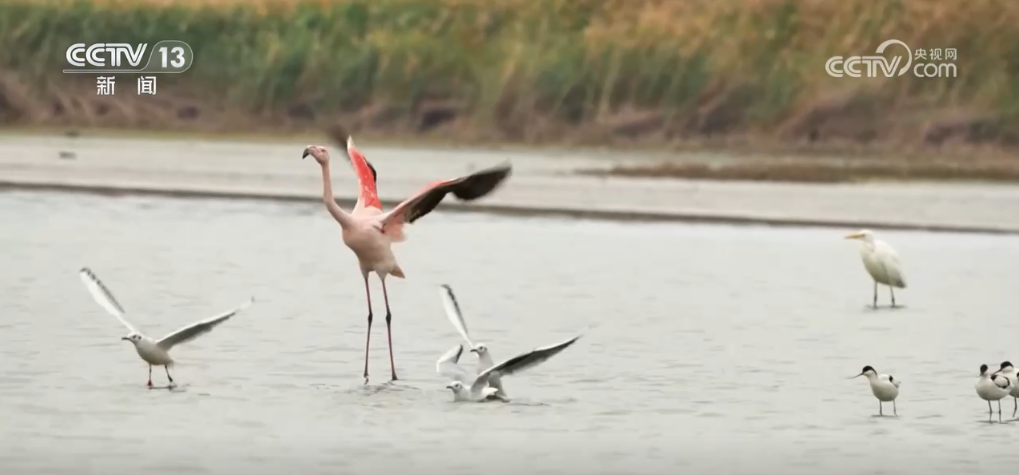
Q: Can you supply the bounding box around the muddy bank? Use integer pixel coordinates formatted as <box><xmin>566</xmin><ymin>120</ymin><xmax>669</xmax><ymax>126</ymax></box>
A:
<box><xmin>3</xmin><ymin>133</ymin><xmax>1019</xmax><ymax>235</ymax></box>
<box><xmin>2</xmin><ymin>0</ymin><xmax>1018</xmax><ymax>160</ymax></box>
<box><xmin>582</xmin><ymin>156</ymin><xmax>1019</xmax><ymax>184</ymax></box>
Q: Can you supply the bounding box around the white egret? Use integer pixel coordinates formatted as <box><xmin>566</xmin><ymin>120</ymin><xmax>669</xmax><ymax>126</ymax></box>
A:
<box><xmin>844</xmin><ymin>229</ymin><xmax>906</xmax><ymax>308</ymax></box>
<box><xmin>849</xmin><ymin>365</ymin><xmax>900</xmax><ymax>416</ymax></box>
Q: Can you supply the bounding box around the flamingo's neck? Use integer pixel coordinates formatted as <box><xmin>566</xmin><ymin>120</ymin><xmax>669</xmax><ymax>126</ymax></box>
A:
<box><xmin>319</xmin><ymin>161</ymin><xmax>335</xmax><ymax>201</ymax></box>
<box><xmin>318</xmin><ymin>160</ymin><xmax>356</xmax><ymax>229</ymax></box>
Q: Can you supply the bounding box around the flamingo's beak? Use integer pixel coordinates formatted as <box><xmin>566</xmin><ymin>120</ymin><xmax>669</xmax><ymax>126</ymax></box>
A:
<box><xmin>301</xmin><ymin>147</ymin><xmax>311</xmax><ymax>159</ymax></box>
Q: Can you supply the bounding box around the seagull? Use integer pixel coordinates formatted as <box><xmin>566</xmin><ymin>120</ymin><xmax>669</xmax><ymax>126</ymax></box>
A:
<box><xmin>849</xmin><ymin>365</ymin><xmax>900</xmax><ymax>416</ymax></box>
<box><xmin>439</xmin><ymin>284</ymin><xmax>504</xmax><ymax>397</ymax></box>
<box><xmin>78</xmin><ymin>267</ymin><xmax>254</xmax><ymax>388</ymax></box>
<box><xmin>436</xmin><ymin>334</ymin><xmax>582</xmax><ymax>403</ymax></box>
<box><xmin>976</xmin><ymin>364</ymin><xmax>1012</xmax><ymax>418</ymax></box>
<box><xmin>844</xmin><ymin>229</ymin><xmax>906</xmax><ymax>308</ymax></box>
<box><xmin>435</xmin><ymin>345</ymin><xmax>502</xmax><ymax>402</ymax></box>
<box><xmin>995</xmin><ymin>361</ymin><xmax>1019</xmax><ymax>416</ymax></box>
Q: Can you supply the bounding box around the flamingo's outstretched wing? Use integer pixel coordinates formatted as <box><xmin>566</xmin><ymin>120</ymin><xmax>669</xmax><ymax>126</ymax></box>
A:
<box><xmin>439</xmin><ymin>284</ymin><xmax>475</xmax><ymax>348</ymax></box>
<box><xmin>78</xmin><ymin>267</ymin><xmax>139</xmax><ymax>333</ymax></box>
<box><xmin>378</xmin><ymin>162</ymin><xmax>512</xmax><ymax>238</ymax></box>
<box><xmin>436</xmin><ymin>344</ymin><xmax>470</xmax><ymax>382</ymax></box>
<box><xmin>470</xmin><ymin>334</ymin><xmax>581</xmax><ymax>394</ymax></box>
<box><xmin>344</xmin><ymin>137</ymin><xmax>382</xmax><ymax>212</ymax></box>
<box><xmin>156</xmin><ymin>297</ymin><xmax>253</xmax><ymax>350</ymax></box>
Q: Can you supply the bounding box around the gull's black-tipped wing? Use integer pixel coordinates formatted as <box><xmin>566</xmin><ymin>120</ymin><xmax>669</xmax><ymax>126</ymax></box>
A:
<box><xmin>470</xmin><ymin>335</ymin><xmax>581</xmax><ymax>394</ymax></box>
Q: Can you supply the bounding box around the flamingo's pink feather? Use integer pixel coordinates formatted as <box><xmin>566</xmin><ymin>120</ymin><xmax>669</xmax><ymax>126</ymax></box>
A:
<box><xmin>347</xmin><ymin>143</ymin><xmax>382</xmax><ymax>210</ymax></box>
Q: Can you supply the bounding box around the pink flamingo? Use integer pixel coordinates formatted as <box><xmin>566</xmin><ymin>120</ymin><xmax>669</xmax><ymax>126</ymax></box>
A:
<box><xmin>302</xmin><ymin>135</ymin><xmax>512</xmax><ymax>383</ymax></box>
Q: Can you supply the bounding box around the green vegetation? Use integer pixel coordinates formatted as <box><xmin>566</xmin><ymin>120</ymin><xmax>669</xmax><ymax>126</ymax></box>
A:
<box><xmin>0</xmin><ymin>0</ymin><xmax>1017</xmax><ymax>152</ymax></box>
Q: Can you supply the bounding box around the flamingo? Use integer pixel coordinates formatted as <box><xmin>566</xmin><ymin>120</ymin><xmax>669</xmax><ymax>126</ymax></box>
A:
<box><xmin>302</xmin><ymin>135</ymin><xmax>512</xmax><ymax>383</ymax></box>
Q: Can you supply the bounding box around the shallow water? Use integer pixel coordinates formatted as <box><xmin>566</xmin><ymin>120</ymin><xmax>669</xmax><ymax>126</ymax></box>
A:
<box><xmin>1</xmin><ymin>190</ymin><xmax>1018</xmax><ymax>475</ymax></box>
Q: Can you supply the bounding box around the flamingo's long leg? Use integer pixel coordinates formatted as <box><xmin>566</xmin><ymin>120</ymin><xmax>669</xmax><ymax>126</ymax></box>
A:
<box><xmin>381</xmin><ymin>277</ymin><xmax>398</xmax><ymax>381</ymax></box>
<box><xmin>362</xmin><ymin>274</ymin><xmax>373</xmax><ymax>382</ymax></box>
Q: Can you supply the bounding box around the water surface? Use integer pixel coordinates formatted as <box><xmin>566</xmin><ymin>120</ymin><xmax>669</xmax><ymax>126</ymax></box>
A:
<box><xmin>1</xmin><ymin>190</ymin><xmax>1018</xmax><ymax>474</ymax></box>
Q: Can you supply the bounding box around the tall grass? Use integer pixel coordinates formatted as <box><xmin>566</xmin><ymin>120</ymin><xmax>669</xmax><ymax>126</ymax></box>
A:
<box><xmin>1</xmin><ymin>0</ymin><xmax>1017</xmax><ymax>138</ymax></box>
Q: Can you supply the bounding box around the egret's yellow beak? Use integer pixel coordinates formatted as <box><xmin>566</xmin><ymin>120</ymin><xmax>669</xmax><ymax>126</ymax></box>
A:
<box><xmin>844</xmin><ymin>232</ymin><xmax>863</xmax><ymax>240</ymax></box>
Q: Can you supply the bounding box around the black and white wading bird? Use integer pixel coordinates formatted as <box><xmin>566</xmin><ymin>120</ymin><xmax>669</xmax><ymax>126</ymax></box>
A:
<box><xmin>993</xmin><ymin>361</ymin><xmax>1019</xmax><ymax>416</ymax></box>
<box><xmin>850</xmin><ymin>365</ymin><xmax>901</xmax><ymax>416</ymax></box>
<box><xmin>976</xmin><ymin>364</ymin><xmax>1012</xmax><ymax>421</ymax></box>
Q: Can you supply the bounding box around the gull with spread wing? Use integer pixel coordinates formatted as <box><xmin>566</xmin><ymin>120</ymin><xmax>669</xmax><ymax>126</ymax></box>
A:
<box><xmin>436</xmin><ymin>334</ymin><xmax>582</xmax><ymax>402</ymax></box>
<box><xmin>78</xmin><ymin>267</ymin><xmax>254</xmax><ymax>388</ymax></box>
<box><xmin>439</xmin><ymin>284</ymin><xmax>505</xmax><ymax>397</ymax></box>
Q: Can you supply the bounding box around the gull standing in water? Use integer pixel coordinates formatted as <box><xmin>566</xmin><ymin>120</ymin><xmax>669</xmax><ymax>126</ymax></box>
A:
<box><xmin>994</xmin><ymin>361</ymin><xmax>1019</xmax><ymax>416</ymax></box>
<box><xmin>303</xmin><ymin>134</ymin><xmax>512</xmax><ymax>383</ymax></box>
<box><xmin>844</xmin><ymin>229</ymin><xmax>906</xmax><ymax>308</ymax></box>
<box><xmin>439</xmin><ymin>284</ymin><xmax>505</xmax><ymax>397</ymax></box>
<box><xmin>976</xmin><ymin>364</ymin><xmax>1012</xmax><ymax>420</ymax></box>
<box><xmin>436</xmin><ymin>334</ymin><xmax>582</xmax><ymax>402</ymax></box>
<box><xmin>78</xmin><ymin>268</ymin><xmax>254</xmax><ymax>388</ymax></box>
<box><xmin>850</xmin><ymin>365</ymin><xmax>900</xmax><ymax>416</ymax></box>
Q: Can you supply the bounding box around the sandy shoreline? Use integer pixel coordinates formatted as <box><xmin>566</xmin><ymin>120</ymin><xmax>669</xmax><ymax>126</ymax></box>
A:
<box><xmin>2</xmin><ymin>134</ymin><xmax>1019</xmax><ymax>235</ymax></box>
